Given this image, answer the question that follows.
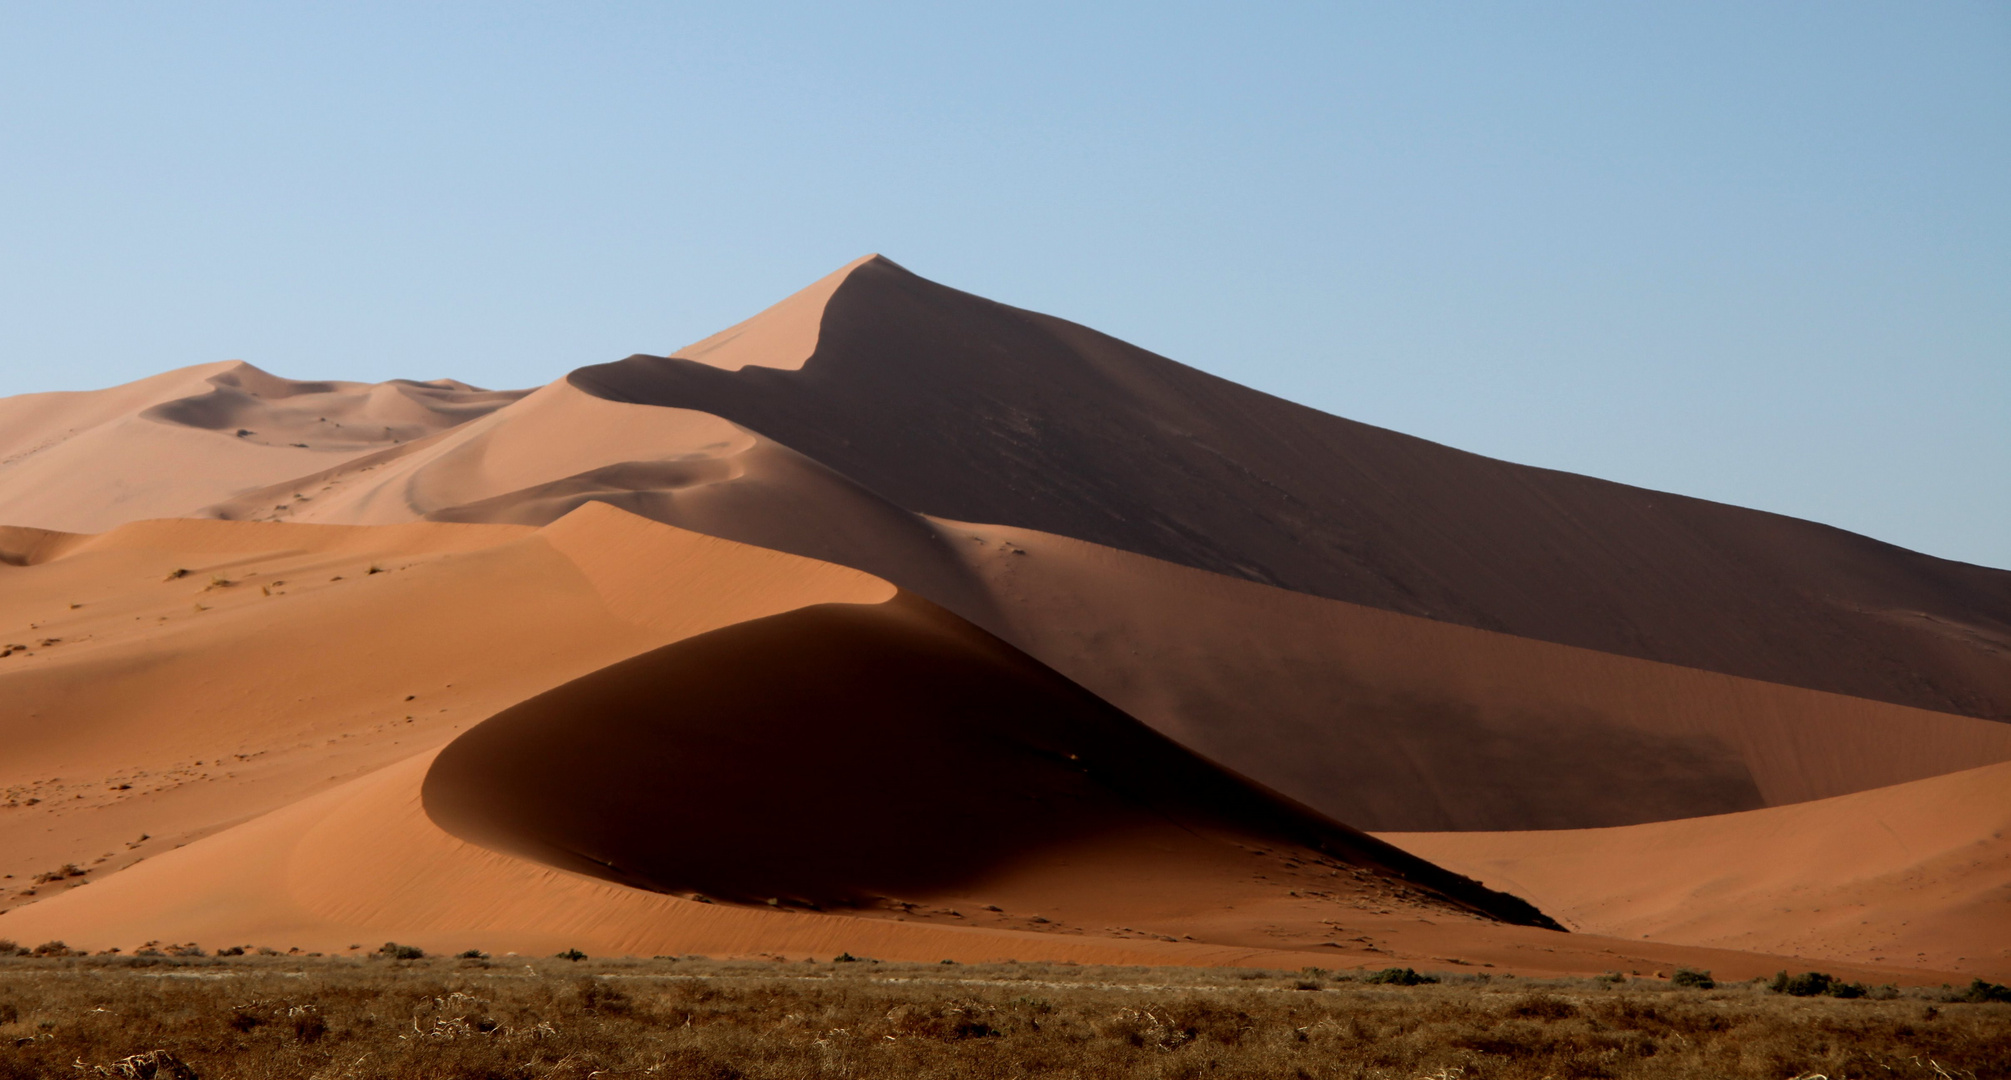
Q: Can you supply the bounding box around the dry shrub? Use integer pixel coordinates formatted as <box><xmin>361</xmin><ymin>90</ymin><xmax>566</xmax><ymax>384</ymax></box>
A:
<box><xmin>0</xmin><ymin>954</ymin><xmax>2004</xmax><ymax>1079</ymax></box>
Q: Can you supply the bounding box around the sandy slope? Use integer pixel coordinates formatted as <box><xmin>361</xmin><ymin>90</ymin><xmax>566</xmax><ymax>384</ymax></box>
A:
<box><xmin>5</xmin><ymin>748</ymin><xmax>1956</xmax><ymax>984</ymax></box>
<box><xmin>0</xmin><ymin>504</ymin><xmax>886</xmax><ymax>913</ymax></box>
<box><xmin>1379</xmin><ymin>759</ymin><xmax>2011</xmax><ymax>979</ymax></box>
<box><xmin>0</xmin><ymin>362</ymin><xmax>525</xmax><ymax>534</ymax></box>
<box><xmin>574</xmin><ymin>256</ymin><xmax>2011</xmax><ymax>722</ymax></box>
<box><xmin>941</xmin><ymin>522</ymin><xmax>2011</xmax><ymax>831</ymax></box>
<box><xmin>0</xmin><ymin>511</ymin><xmax>1966</xmax><ymax>984</ymax></box>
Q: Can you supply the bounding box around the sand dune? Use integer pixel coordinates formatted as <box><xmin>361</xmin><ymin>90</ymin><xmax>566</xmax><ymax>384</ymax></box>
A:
<box><xmin>2</xmin><ymin>513</ymin><xmax>1965</xmax><ymax>984</ymax></box>
<box><xmin>0</xmin><ymin>504</ymin><xmax>885</xmax><ymax>914</ymax></box>
<box><xmin>0</xmin><ymin>362</ymin><xmax>524</xmax><ymax>534</ymax></box>
<box><xmin>941</xmin><ymin>522</ymin><xmax>2011</xmax><ymax>830</ymax></box>
<box><xmin>1380</xmin><ymin>758</ymin><xmax>2011</xmax><ymax>980</ymax></box>
<box><xmin>2</xmin><ymin>257</ymin><xmax>2006</xmax><ymax>980</ymax></box>
<box><xmin>422</xmin><ymin>591</ymin><xmax>1549</xmax><ymax>926</ymax></box>
<box><xmin>574</xmin><ymin>256</ymin><xmax>2011</xmax><ymax>721</ymax></box>
<box><xmin>7</xmin><ymin>747</ymin><xmax>1952</xmax><ymax>984</ymax></box>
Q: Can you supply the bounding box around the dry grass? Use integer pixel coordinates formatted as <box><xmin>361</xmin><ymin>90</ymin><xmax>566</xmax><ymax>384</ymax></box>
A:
<box><xmin>0</xmin><ymin>952</ymin><xmax>2005</xmax><ymax>1079</ymax></box>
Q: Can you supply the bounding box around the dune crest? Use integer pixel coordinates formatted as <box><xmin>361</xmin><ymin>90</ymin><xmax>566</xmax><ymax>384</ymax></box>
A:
<box><xmin>575</xmin><ymin>256</ymin><xmax>2011</xmax><ymax>721</ymax></box>
<box><xmin>668</xmin><ymin>254</ymin><xmax>882</xmax><ymax>371</ymax></box>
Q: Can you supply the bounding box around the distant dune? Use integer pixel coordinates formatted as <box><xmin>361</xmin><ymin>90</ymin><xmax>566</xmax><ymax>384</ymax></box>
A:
<box><xmin>1</xmin><ymin>255</ymin><xmax>2007</xmax><ymax>980</ymax></box>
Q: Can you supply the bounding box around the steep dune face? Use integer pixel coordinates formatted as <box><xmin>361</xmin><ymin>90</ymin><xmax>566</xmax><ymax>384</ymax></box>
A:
<box><xmin>571</xmin><ymin>256</ymin><xmax>2011</xmax><ymax>721</ymax></box>
<box><xmin>422</xmin><ymin>592</ymin><xmax>1553</xmax><ymax>928</ymax></box>
<box><xmin>1380</xmin><ymin>758</ymin><xmax>2011</xmax><ymax>979</ymax></box>
<box><xmin>0</xmin><ymin>362</ymin><xmax>526</xmax><ymax>533</ymax></box>
<box><xmin>944</xmin><ymin>522</ymin><xmax>2011</xmax><ymax>830</ymax></box>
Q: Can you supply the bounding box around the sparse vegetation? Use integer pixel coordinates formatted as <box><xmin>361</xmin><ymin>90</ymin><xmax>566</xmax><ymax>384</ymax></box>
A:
<box><xmin>1772</xmin><ymin>969</ymin><xmax>1874</xmax><ymax>998</ymax></box>
<box><xmin>0</xmin><ymin>954</ymin><xmax>2003</xmax><ymax>1079</ymax></box>
<box><xmin>1670</xmin><ymin>967</ymin><xmax>1715</xmax><ymax>989</ymax></box>
<box><xmin>377</xmin><ymin>942</ymin><xmax>425</xmax><ymax>960</ymax></box>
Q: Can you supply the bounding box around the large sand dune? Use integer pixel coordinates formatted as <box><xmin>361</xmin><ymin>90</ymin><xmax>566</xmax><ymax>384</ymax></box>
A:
<box><xmin>576</xmin><ymin>256</ymin><xmax>2011</xmax><ymax>721</ymax></box>
<box><xmin>1381</xmin><ymin>758</ymin><xmax>2011</xmax><ymax>979</ymax></box>
<box><xmin>2</xmin><ymin>257</ymin><xmax>2007</xmax><ymax>979</ymax></box>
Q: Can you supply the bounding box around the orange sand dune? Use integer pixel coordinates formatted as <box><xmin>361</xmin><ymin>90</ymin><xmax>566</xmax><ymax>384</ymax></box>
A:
<box><xmin>197</xmin><ymin>380</ymin><xmax>1001</xmax><ymax>622</ymax></box>
<box><xmin>575</xmin><ymin>256</ymin><xmax>2011</xmax><ymax>722</ymax></box>
<box><xmin>185</xmin><ymin>390</ymin><xmax>2011</xmax><ymax>831</ymax></box>
<box><xmin>939</xmin><ymin>522</ymin><xmax>2011</xmax><ymax>830</ymax></box>
<box><xmin>2</xmin><ymin>517</ymin><xmax>1965</xmax><ymax>983</ymax></box>
<box><xmin>0</xmin><ymin>362</ymin><xmax>524</xmax><ymax>534</ymax></box>
<box><xmin>0</xmin><ymin>504</ymin><xmax>886</xmax><ymax>910</ymax></box>
<box><xmin>1379</xmin><ymin>758</ymin><xmax>2011</xmax><ymax>980</ymax></box>
<box><xmin>6</xmin><ymin>748</ymin><xmax>1958</xmax><ymax>984</ymax></box>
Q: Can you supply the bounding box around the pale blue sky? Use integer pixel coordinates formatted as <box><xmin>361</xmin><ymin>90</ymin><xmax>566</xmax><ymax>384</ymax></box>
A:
<box><xmin>2</xmin><ymin>3</ymin><xmax>2005</xmax><ymax>568</ymax></box>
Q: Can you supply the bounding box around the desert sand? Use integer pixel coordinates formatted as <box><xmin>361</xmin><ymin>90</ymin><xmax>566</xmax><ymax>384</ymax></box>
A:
<box><xmin>2</xmin><ymin>255</ymin><xmax>2007</xmax><ymax>983</ymax></box>
<box><xmin>1381</xmin><ymin>758</ymin><xmax>2011</xmax><ymax>978</ymax></box>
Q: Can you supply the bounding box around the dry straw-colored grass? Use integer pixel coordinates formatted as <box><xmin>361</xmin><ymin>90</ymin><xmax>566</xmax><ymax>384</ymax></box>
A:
<box><xmin>1</xmin><ymin>950</ymin><xmax>2005</xmax><ymax>1079</ymax></box>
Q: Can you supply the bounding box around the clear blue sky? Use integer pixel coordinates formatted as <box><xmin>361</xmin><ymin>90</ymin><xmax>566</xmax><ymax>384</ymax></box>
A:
<box><xmin>3</xmin><ymin>3</ymin><xmax>2006</xmax><ymax>568</ymax></box>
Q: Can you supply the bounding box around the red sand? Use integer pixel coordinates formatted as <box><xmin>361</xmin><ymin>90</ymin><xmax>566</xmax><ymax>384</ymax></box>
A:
<box><xmin>2</xmin><ymin>257</ymin><xmax>2007</xmax><ymax>982</ymax></box>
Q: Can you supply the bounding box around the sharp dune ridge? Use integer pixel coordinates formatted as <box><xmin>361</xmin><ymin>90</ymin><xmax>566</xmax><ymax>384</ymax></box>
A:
<box><xmin>0</xmin><ymin>256</ymin><xmax>2007</xmax><ymax>980</ymax></box>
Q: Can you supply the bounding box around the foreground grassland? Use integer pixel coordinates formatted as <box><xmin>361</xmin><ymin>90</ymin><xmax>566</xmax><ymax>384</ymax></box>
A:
<box><xmin>2</xmin><ymin>953</ymin><xmax>2005</xmax><ymax>1080</ymax></box>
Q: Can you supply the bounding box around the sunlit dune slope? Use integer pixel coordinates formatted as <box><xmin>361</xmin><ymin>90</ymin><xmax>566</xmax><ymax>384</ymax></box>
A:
<box><xmin>0</xmin><ymin>362</ymin><xmax>525</xmax><ymax>534</ymax></box>
<box><xmin>421</xmin><ymin>591</ymin><xmax>1552</xmax><ymax>928</ymax></box>
<box><xmin>199</xmin><ymin>380</ymin><xmax>1000</xmax><ymax>623</ymax></box>
<box><xmin>0</xmin><ymin>503</ymin><xmax>887</xmax><ymax>910</ymax></box>
<box><xmin>1379</xmin><ymin>758</ymin><xmax>2011</xmax><ymax>980</ymax></box>
<box><xmin>573</xmin><ymin>256</ymin><xmax>2011</xmax><ymax>721</ymax></box>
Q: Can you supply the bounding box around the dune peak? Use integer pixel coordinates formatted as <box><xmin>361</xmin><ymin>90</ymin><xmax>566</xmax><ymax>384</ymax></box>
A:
<box><xmin>668</xmin><ymin>254</ymin><xmax>886</xmax><ymax>373</ymax></box>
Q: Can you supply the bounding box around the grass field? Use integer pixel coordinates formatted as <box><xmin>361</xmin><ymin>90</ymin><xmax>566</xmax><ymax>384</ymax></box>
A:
<box><xmin>2</xmin><ymin>950</ymin><xmax>2005</xmax><ymax>1079</ymax></box>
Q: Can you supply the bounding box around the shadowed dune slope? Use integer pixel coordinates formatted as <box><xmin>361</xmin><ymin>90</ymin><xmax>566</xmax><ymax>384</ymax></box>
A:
<box><xmin>0</xmin><ymin>362</ymin><xmax>525</xmax><ymax>534</ymax></box>
<box><xmin>572</xmin><ymin>256</ymin><xmax>2011</xmax><ymax>720</ymax></box>
<box><xmin>422</xmin><ymin>593</ymin><xmax>1556</xmax><ymax>929</ymax></box>
<box><xmin>945</xmin><ymin>522</ymin><xmax>2011</xmax><ymax>830</ymax></box>
<box><xmin>1379</xmin><ymin>758</ymin><xmax>2011</xmax><ymax>979</ymax></box>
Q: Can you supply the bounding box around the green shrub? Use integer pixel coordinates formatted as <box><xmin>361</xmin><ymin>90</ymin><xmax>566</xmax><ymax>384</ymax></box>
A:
<box><xmin>555</xmin><ymin>948</ymin><xmax>587</xmax><ymax>962</ymax></box>
<box><xmin>1960</xmin><ymin>978</ymin><xmax>2011</xmax><ymax>1003</ymax></box>
<box><xmin>1671</xmin><ymin>967</ymin><xmax>1715</xmax><ymax>989</ymax></box>
<box><xmin>377</xmin><ymin>942</ymin><xmax>424</xmax><ymax>960</ymax></box>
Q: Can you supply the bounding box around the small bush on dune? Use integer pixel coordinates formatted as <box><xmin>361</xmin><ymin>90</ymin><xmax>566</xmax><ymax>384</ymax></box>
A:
<box><xmin>1671</xmin><ymin>967</ymin><xmax>1716</xmax><ymax>989</ymax></box>
<box><xmin>377</xmin><ymin>942</ymin><xmax>424</xmax><ymax>960</ymax></box>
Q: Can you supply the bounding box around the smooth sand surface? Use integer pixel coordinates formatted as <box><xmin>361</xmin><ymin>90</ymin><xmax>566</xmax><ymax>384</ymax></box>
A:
<box><xmin>0</xmin><ymin>504</ymin><xmax>886</xmax><ymax>914</ymax></box>
<box><xmin>1379</xmin><ymin>758</ymin><xmax>2011</xmax><ymax>979</ymax></box>
<box><xmin>938</xmin><ymin>521</ymin><xmax>2011</xmax><ymax>831</ymax></box>
<box><xmin>0</xmin><ymin>362</ymin><xmax>524</xmax><ymax>534</ymax></box>
<box><xmin>576</xmin><ymin>256</ymin><xmax>2011</xmax><ymax>722</ymax></box>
